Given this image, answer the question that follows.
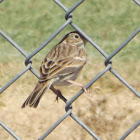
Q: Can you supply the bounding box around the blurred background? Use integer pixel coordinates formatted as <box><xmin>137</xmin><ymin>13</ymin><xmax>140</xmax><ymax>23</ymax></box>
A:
<box><xmin>0</xmin><ymin>0</ymin><xmax>140</xmax><ymax>140</ymax></box>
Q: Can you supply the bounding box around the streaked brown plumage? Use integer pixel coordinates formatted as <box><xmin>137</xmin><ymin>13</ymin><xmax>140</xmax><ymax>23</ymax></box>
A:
<box><xmin>21</xmin><ymin>31</ymin><xmax>87</xmax><ymax>108</ymax></box>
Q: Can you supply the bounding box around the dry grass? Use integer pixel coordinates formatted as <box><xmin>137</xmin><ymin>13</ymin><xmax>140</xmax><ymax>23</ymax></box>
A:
<box><xmin>0</xmin><ymin>56</ymin><xmax>140</xmax><ymax>140</ymax></box>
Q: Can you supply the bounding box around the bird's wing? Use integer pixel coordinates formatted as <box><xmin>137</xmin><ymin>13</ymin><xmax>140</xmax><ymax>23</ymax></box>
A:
<box><xmin>40</xmin><ymin>44</ymin><xmax>86</xmax><ymax>81</ymax></box>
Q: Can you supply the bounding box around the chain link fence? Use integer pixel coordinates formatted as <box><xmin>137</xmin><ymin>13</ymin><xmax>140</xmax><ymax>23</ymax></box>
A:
<box><xmin>0</xmin><ymin>0</ymin><xmax>140</xmax><ymax>140</ymax></box>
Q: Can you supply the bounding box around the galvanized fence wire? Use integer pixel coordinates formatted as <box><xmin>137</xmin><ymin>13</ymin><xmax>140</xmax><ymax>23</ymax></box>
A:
<box><xmin>0</xmin><ymin>0</ymin><xmax>4</xmax><ymax>3</ymax></box>
<box><xmin>0</xmin><ymin>0</ymin><xmax>140</xmax><ymax>140</ymax></box>
<box><xmin>0</xmin><ymin>121</ymin><xmax>21</xmax><ymax>140</ymax></box>
<box><xmin>133</xmin><ymin>0</ymin><xmax>140</xmax><ymax>6</ymax></box>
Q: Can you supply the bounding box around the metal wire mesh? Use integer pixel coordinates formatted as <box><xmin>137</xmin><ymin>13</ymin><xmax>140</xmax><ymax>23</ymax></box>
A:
<box><xmin>0</xmin><ymin>0</ymin><xmax>4</xmax><ymax>3</ymax></box>
<box><xmin>0</xmin><ymin>121</ymin><xmax>21</xmax><ymax>140</ymax></box>
<box><xmin>0</xmin><ymin>0</ymin><xmax>140</xmax><ymax>140</ymax></box>
<box><xmin>133</xmin><ymin>0</ymin><xmax>140</xmax><ymax>6</ymax></box>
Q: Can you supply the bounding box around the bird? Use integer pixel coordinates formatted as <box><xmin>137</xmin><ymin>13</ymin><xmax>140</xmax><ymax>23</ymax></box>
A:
<box><xmin>21</xmin><ymin>31</ymin><xmax>88</xmax><ymax>108</ymax></box>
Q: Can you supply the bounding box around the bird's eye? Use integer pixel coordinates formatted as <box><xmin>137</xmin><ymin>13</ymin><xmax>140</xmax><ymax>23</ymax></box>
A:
<box><xmin>74</xmin><ymin>35</ymin><xmax>79</xmax><ymax>39</ymax></box>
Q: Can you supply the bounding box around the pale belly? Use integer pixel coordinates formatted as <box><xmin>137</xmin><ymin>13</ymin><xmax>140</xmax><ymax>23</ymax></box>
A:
<box><xmin>52</xmin><ymin>69</ymin><xmax>80</xmax><ymax>86</ymax></box>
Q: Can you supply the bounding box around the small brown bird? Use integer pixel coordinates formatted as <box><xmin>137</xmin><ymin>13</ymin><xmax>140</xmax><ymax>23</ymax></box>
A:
<box><xmin>21</xmin><ymin>31</ymin><xmax>87</xmax><ymax>108</ymax></box>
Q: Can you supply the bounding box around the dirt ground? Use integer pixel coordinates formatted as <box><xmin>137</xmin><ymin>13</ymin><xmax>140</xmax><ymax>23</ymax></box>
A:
<box><xmin>0</xmin><ymin>62</ymin><xmax>140</xmax><ymax>140</ymax></box>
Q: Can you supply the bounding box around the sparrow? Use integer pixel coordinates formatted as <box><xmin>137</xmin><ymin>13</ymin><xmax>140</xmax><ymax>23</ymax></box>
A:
<box><xmin>21</xmin><ymin>31</ymin><xmax>87</xmax><ymax>108</ymax></box>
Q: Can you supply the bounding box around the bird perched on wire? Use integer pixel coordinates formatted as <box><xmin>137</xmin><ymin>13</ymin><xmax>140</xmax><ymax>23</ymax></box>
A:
<box><xmin>21</xmin><ymin>31</ymin><xmax>88</xmax><ymax>108</ymax></box>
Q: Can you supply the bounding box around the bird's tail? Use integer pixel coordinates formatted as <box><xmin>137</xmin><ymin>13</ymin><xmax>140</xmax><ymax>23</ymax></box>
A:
<box><xmin>21</xmin><ymin>81</ymin><xmax>48</xmax><ymax>108</ymax></box>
